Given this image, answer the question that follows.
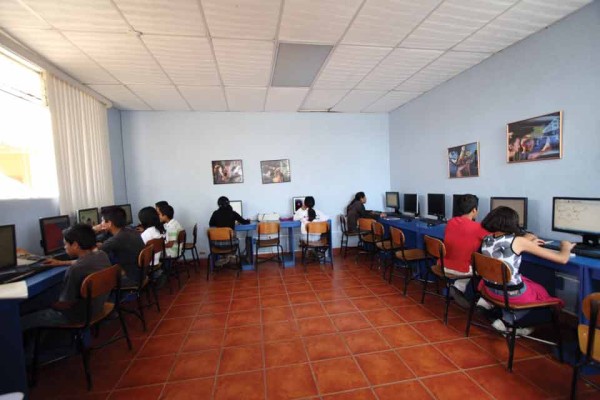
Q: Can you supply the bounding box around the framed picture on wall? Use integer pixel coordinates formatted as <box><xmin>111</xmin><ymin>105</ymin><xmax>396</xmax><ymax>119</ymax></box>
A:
<box><xmin>261</xmin><ymin>159</ymin><xmax>291</xmax><ymax>184</ymax></box>
<box><xmin>507</xmin><ymin>111</ymin><xmax>563</xmax><ymax>163</ymax></box>
<box><xmin>292</xmin><ymin>196</ymin><xmax>305</xmax><ymax>213</ymax></box>
<box><xmin>448</xmin><ymin>142</ymin><xmax>479</xmax><ymax>178</ymax></box>
<box><xmin>212</xmin><ymin>160</ymin><xmax>244</xmax><ymax>184</ymax></box>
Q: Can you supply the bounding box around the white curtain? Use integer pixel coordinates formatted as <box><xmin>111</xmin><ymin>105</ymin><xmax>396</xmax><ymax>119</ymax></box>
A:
<box><xmin>44</xmin><ymin>72</ymin><xmax>114</xmax><ymax>215</ymax></box>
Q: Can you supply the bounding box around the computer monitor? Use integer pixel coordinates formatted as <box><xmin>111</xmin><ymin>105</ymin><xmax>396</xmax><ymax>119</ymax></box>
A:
<box><xmin>115</xmin><ymin>204</ymin><xmax>133</xmax><ymax>225</ymax></box>
<box><xmin>0</xmin><ymin>225</ymin><xmax>17</xmax><ymax>270</ymax></box>
<box><xmin>452</xmin><ymin>194</ymin><xmax>463</xmax><ymax>218</ymax></box>
<box><xmin>552</xmin><ymin>197</ymin><xmax>600</xmax><ymax>247</ymax></box>
<box><xmin>292</xmin><ymin>197</ymin><xmax>305</xmax><ymax>213</ymax></box>
<box><xmin>230</xmin><ymin>200</ymin><xmax>243</xmax><ymax>217</ymax></box>
<box><xmin>490</xmin><ymin>197</ymin><xmax>528</xmax><ymax>229</ymax></box>
<box><xmin>427</xmin><ymin>193</ymin><xmax>446</xmax><ymax>220</ymax></box>
<box><xmin>403</xmin><ymin>194</ymin><xmax>418</xmax><ymax>216</ymax></box>
<box><xmin>385</xmin><ymin>192</ymin><xmax>400</xmax><ymax>214</ymax></box>
<box><xmin>78</xmin><ymin>207</ymin><xmax>99</xmax><ymax>226</ymax></box>
<box><xmin>39</xmin><ymin>215</ymin><xmax>70</xmax><ymax>255</ymax></box>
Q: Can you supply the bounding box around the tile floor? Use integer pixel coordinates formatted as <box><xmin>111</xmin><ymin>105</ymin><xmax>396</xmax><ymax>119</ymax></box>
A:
<box><xmin>28</xmin><ymin>255</ymin><xmax>600</xmax><ymax>400</ymax></box>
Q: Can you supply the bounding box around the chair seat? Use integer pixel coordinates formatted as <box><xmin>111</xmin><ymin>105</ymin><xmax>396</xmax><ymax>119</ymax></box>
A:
<box><xmin>210</xmin><ymin>247</ymin><xmax>236</xmax><ymax>254</ymax></box>
<box><xmin>45</xmin><ymin>303</ymin><xmax>115</xmax><ymax>329</ymax></box>
<box><xmin>184</xmin><ymin>243</ymin><xmax>195</xmax><ymax>249</ymax></box>
<box><xmin>578</xmin><ymin>324</ymin><xmax>600</xmax><ymax>361</ymax></box>
<box><xmin>257</xmin><ymin>239</ymin><xmax>280</xmax><ymax>247</ymax></box>
<box><xmin>395</xmin><ymin>248</ymin><xmax>427</xmax><ymax>261</ymax></box>
<box><xmin>480</xmin><ymin>292</ymin><xmax>562</xmax><ymax>310</ymax></box>
<box><xmin>121</xmin><ymin>276</ymin><xmax>149</xmax><ymax>291</ymax></box>
<box><xmin>376</xmin><ymin>240</ymin><xmax>393</xmax><ymax>251</ymax></box>
<box><xmin>360</xmin><ymin>234</ymin><xmax>375</xmax><ymax>243</ymax></box>
<box><xmin>431</xmin><ymin>264</ymin><xmax>473</xmax><ymax>280</ymax></box>
<box><xmin>345</xmin><ymin>231</ymin><xmax>361</xmax><ymax>237</ymax></box>
<box><xmin>301</xmin><ymin>239</ymin><xmax>329</xmax><ymax>247</ymax></box>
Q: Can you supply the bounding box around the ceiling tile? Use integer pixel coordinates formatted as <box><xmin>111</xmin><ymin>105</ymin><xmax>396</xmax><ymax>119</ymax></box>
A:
<box><xmin>7</xmin><ymin>29</ymin><xmax>118</xmax><ymax>84</ymax></box>
<box><xmin>332</xmin><ymin>90</ymin><xmax>385</xmax><ymax>112</ymax></box>
<box><xmin>265</xmin><ymin>87</ymin><xmax>309</xmax><ymax>111</ymax></box>
<box><xmin>279</xmin><ymin>0</ymin><xmax>363</xmax><ymax>44</ymax></box>
<box><xmin>202</xmin><ymin>0</ymin><xmax>280</xmax><ymax>40</ymax></box>
<box><xmin>313</xmin><ymin>45</ymin><xmax>392</xmax><ymax>89</ymax></box>
<box><xmin>362</xmin><ymin>90</ymin><xmax>422</xmax><ymax>112</ymax></box>
<box><xmin>64</xmin><ymin>32</ymin><xmax>169</xmax><ymax>84</ymax></box>
<box><xmin>88</xmin><ymin>84</ymin><xmax>151</xmax><ymax>110</ymax></box>
<box><xmin>343</xmin><ymin>0</ymin><xmax>441</xmax><ymax>46</ymax></box>
<box><xmin>357</xmin><ymin>48</ymin><xmax>443</xmax><ymax>90</ymax></box>
<box><xmin>22</xmin><ymin>0</ymin><xmax>129</xmax><ymax>32</ymax></box>
<box><xmin>400</xmin><ymin>0</ymin><xmax>518</xmax><ymax>50</ymax></box>
<box><xmin>142</xmin><ymin>35</ymin><xmax>219</xmax><ymax>85</ymax></box>
<box><xmin>179</xmin><ymin>86</ymin><xmax>227</xmax><ymax>111</ymax></box>
<box><xmin>225</xmin><ymin>87</ymin><xmax>267</xmax><ymax>111</ymax></box>
<box><xmin>212</xmin><ymin>39</ymin><xmax>274</xmax><ymax>86</ymax></box>
<box><xmin>301</xmin><ymin>89</ymin><xmax>349</xmax><ymax>111</ymax></box>
<box><xmin>114</xmin><ymin>0</ymin><xmax>206</xmax><ymax>36</ymax></box>
<box><xmin>0</xmin><ymin>0</ymin><xmax>52</xmax><ymax>29</ymax></box>
<box><xmin>128</xmin><ymin>84</ymin><xmax>190</xmax><ymax>110</ymax></box>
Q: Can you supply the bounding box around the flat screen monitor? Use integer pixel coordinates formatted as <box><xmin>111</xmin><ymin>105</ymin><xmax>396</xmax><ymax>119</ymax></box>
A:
<box><xmin>403</xmin><ymin>194</ymin><xmax>418</xmax><ymax>216</ymax></box>
<box><xmin>292</xmin><ymin>197</ymin><xmax>305</xmax><ymax>213</ymax></box>
<box><xmin>230</xmin><ymin>200</ymin><xmax>243</xmax><ymax>217</ymax></box>
<box><xmin>552</xmin><ymin>197</ymin><xmax>600</xmax><ymax>247</ymax></box>
<box><xmin>452</xmin><ymin>194</ymin><xmax>463</xmax><ymax>218</ymax></box>
<box><xmin>385</xmin><ymin>192</ymin><xmax>400</xmax><ymax>213</ymax></box>
<box><xmin>78</xmin><ymin>207</ymin><xmax>99</xmax><ymax>226</ymax></box>
<box><xmin>490</xmin><ymin>197</ymin><xmax>528</xmax><ymax>229</ymax></box>
<box><xmin>427</xmin><ymin>193</ymin><xmax>446</xmax><ymax>220</ymax></box>
<box><xmin>0</xmin><ymin>225</ymin><xmax>17</xmax><ymax>270</ymax></box>
<box><xmin>39</xmin><ymin>215</ymin><xmax>70</xmax><ymax>255</ymax></box>
<box><xmin>115</xmin><ymin>204</ymin><xmax>133</xmax><ymax>225</ymax></box>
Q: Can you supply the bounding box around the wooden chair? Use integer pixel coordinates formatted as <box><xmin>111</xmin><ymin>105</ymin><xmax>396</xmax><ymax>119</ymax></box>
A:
<box><xmin>183</xmin><ymin>223</ymin><xmax>200</xmax><ymax>272</ymax></box>
<box><xmin>300</xmin><ymin>221</ymin><xmax>332</xmax><ymax>272</ymax></box>
<box><xmin>255</xmin><ymin>221</ymin><xmax>284</xmax><ymax>269</ymax></box>
<box><xmin>339</xmin><ymin>215</ymin><xmax>360</xmax><ymax>258</ymax></box>
<box><xmin>356</xmin><ymin>218</ymin><xmax>377</xmax><ymax>265</ymax></box>
<box><xmin>571</xmin><ymin>293</ymin><xmax>600</xmax><ymax>399</ymax></box>
<box><xmin>119</xmin><ymin>245</ymin><xmax>156</xmax><ymax>331</ymax></box>
<box><xmin>466</xmin><ymin>252</ymin><xmax>563</xmax><ymax>372</ymax></box>
<box><xmin>387</xmin><ymin>226</ymin><xmax>428</xmax><ymax>295</ymax></box>
<box><xmin>146</xmin><ymin>237</ymin><xmax>167</xmax><ymax>300</ymax></box>
<box><xmin>162</xmin><ymin>230</ymin><xmax>188</xmax><ymax>289</ymax></box>
<box><xmin>31</xmin><ymin>265</ymin><xmax>132</xmax><ymax>390</ymax></box>
<box><xmin>207</xmin><ymin>227</ymin><xmax>241</xmax><ymax>280</ymax></box>
<box><xmin>421</xmin><ymin>235</ymin><xmax>472</xmax><ymax>324</ymax></box>
<box><xmin>372</xmin><ymin>220</ymin><xmax>393</xmax><ymax>271</ymax></box>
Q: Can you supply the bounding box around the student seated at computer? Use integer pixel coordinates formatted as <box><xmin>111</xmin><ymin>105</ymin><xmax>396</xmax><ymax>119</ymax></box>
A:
<box><xmin>294</xmin><ymin>196</ymin><xmax>328</xmax><ymax>242</ymax></box>
<box><xmin>138</xmin><ymin>206</ymin><xmax>165</xmax><ymax>265</ymax></box>
<box><xmin>21</xmin><ymin>224</ymin><xmax>112</xmax><ymax>330</ymax></box>
<box><xmin>346</xmin><ymin>192</ymin><xmax>385</xmax><ymax>232</ymax></box>
<box><xmin>209</xmin><ymin>196</ymin><xmax>250</xmax><ymax>265</ymax></box>
<box><xmin>95</xmin><ymin>206</ymin><xmax>145</xmax><ymax>286</ymax></box>
<box><xmin>157</xmin><ymin>203</ymin><xmax>184</xmax><ymax>258</ymax></box>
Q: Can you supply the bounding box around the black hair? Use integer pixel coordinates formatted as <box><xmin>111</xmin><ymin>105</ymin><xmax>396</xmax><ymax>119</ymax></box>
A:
<box><xmin>157</xmin><ymin>203</ymin><xmax>174</xmax><ymax>219</ymax></box>
<box><xmin>102</xmin><ymin>206</ymin><xmax>127</xmax><ymax>228</ymax></box>
<box><xmin>304</xmin><ymin>196</ymin><xmax>316</xmax><ymax>222</ymax></box>
<box><xmin>217</xmin><ymin>196</ymin><xmax>230</xmax><ymax>208</ymax></box>
<box><xmin>155</xmin><ymin>201</ymin><xmax>169</xmax><ymax>208</ymax></box>
<box><xmin>63</xmin><ymin>223</ymin><xmax>97</xmax><ymax>250</ymax></box>
<box><xmin>138</xmin><ymin>207</ymin><xmax>166</xmax><ymax>234</ymax></box>
<box><xmin>457</xmin><ymin>194</ymin><xmax>479</xmax><ymax>216</ymax></box>
<box><xmin>481</xmin><ymin>206</ymin><xmax>522</xmax><ymax>236</ymax></box>
<box><xmin>347</xmin><ymin>191</ymin><xmax>366</xmax><ymax>213</ymax></box>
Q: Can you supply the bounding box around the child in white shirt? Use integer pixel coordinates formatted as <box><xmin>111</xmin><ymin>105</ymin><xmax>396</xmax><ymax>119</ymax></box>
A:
<box><xmin>293</xmin><ymin>196</ymin><xmax>328</xmax><ymax>242</ymax></box>
<box><xmin>157</xmin><ymin>204</ymin><xmax>184</xmax><ymax>258</ymax></box>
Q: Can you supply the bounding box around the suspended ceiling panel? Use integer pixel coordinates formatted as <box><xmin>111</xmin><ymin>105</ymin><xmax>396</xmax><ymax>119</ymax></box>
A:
<box><xmin>202</xmin><ymin>0</ymin><xmax>281</xmax><ymax>40</ymax></box>
<box><xmin>88</xmin><ymin>84</ymin><xmax>151</xmax><ymax>110</ymax></box>
<box><xmin>225</xmin><ymin>87</ymin><xmax>267</xmax><ymax>111</ymax></box>
<box><xmin>265</xmin><ymin>87</ymin><xmax>309</xmax><ymax>112</ymax></box>
<box><xmin>332</xmin><ymin>90</ymin><xmax>386</xmax><ymax>112</ymax></box>
<box><xmin>179</xmin><ymin>86</ymin><xmax>227</xmax><ymax>112</ymax></box>
<box><xmin>128</xmin><ymin>84</ymin><xmax>190</xmax><ymax>110</ymax></box>
<box><xmin>301</xmin><ymin>89</ymin><xmax>349</xmax><ymax>111</ymax></box>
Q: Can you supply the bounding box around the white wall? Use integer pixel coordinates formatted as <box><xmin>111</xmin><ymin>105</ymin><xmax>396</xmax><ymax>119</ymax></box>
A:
<box><xmin>389</xmin><ymin>1</ymin><xmax>600</xmax><ymax>240</ymax></box>
<box><xmin>121</xmin><ymin>112</ymin><xmax>390</xmax><ymax>251</ymax></box>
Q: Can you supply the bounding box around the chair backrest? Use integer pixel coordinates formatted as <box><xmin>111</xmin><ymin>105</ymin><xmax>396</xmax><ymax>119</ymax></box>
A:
<box><xmin>176</xmin><ymin>230</ymin><xmax>187</xmax><ymax>257</ymax></box>
<box><xmin>424</xmin><ymin>235</ymin><xmax>445</xmax><ymax>260</ymax></box>
<box><xmin>146</xmin><ymin>238</ymin><xmax>165</xmax><ymax>259</ymax></box>
<box><xmin>389</xmin><ymin>226</ymin><xmax>405</xmax><ymax>249</ymax></box>
<box><xmin>306</xmin><ymin>221</ymin><xmax>329</xmax><ymax>243</ymax></box>
<box><xmin>207</xmin><ymin>227</ymin><xmax>233</xmax><ymax>242</ymax></box>
<box><xmin>582</xmin><ymin>293</ymin><xmax>600</xmax><ymax>324</ymax></box>
<box><xmin>371</xmin><ymin>221</ymin><xmax>385</xmax><ymax>241</ymax></box>
<box><xmin>471</xmin><ymin>252</ymin><xmax>513</xmax><ymax>308</ymax></box>
<box><xmin>80</xmin><ymin>264</ymin><xmax>120</xmax><ymax>327</ymax></box>
<box><xmin>191</xmin><ymin>223</ymin><xmax>198</xmax><ymax>245</ymax></box>
<box><xmin>581</xmin><ymin>293</ymin><xmax>600</xmax><ymax>361</ymax></box>
<box><xmin>357</xmin><ymin>218</ymin><xmax>374</xmax><ymax>243</ymax></box>
<box><xmin>258</xmin><ymin>221</ymin><xmax>280</xmax><ymax>235</ymax></box>
<box><xmin>138</xmin><ymin>244</ymin><xmax>154</xmax><ymax>269</ymax></box>
<box><xmin>339</xmin><ymin>215</ymin><xmax>348</xmax><ymax>234</ymax></box>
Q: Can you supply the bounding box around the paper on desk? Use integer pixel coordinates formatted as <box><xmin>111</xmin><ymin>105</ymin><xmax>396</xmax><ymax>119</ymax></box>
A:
<box><xmin>0</xmin><ymin>281</ymin><xmax>28</xmax><ymax>299</ymax></box>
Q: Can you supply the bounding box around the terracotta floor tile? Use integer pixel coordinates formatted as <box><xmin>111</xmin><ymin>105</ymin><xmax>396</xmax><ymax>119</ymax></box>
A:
<box><xmin>219</xmin><ymin>344</ymin><xmax>263</xmax><ymax>374</ymax></box>
<box><xmin>298</xmin><ymin>316</ymin><xmax>337</xmax><ymax>336</ymax></box>
<box><xmin>330</xmin><ymin>312</ymin><xmax>372</xmax><ymax>332</ymax></box>
<box><xmin>351</xmin><ymin>296</ymin><xmax>387</xmax><ymax>311</ymax></box>
<box><xmin>293</xmin><ymin>302</ymin><xmax>326</xmax><ymax>318</ymax></box>
<box><xmin>322</xmin><ymin>388</ymin><xmax>377</xmax><ymax>399</ymax></box>
<box><xmin>373</xmin><ymin>380</ymin><xmax>433</xmax><ymax>400</ymax></box>
<box><xmin>265</xmin><ymin>339</ymin><xmax>307</xmax><ymax>367</ymax></box>
<box><xmin>379</xmin><ymin>294</ymin><xmax>416</xmax><ymax>307</ymax></box>
<box><xmin>108</xmin><ymin>385</ymin><xmax>164</xmax><ymax>400</ymax></box>
<box><xmin>312</xmin><ymin>357</ymin><xmax>369</xmax><ymax>394</ymax></box>
<box><xmin>323</xmin><ymin>299</ymin><xmax>358</xmax><ymax>315</ymax></box>
<box><xmin>138</xmin><ymin>333</ymin><xmax>186</xmax><ymax>358</ymax></box>
<box><xmin>261</xmin><ymin>294</ymin><xmax>290</xmax><ymax>308</ymax></box>
<box><xmin>190</xmin><ymin>314</ymin><xmax>228</xmax><ymax>331</ymax></box>
<box><xmin>117</xmin><ymin>355</ymin><xmax>176</xmax><ymax>388</ymax></box>
<box><xmin>362</xmin><ymin>308</ymin><xmax>404</xmax><ymax>327</ymax></box>
<box><xmin>164</xmin><ymin>304</ymin><xmax>200</xmax><ymax>319</ymax></box>
<box><xmin>161</xmin><ymin>378</ymin><xmax>214</xmax><ymax>400</ymax></box>
<box><xmin>230</xmin><ymin>297</ymin><xmax>260</xmax><ymax>312</ymax></box>
<box><xmin>393</xmin><ymin>305</ymin><xmax>437</xmax><ymax>322</ymax></box>
<box><xmin>286</xmin><ymin>282</ymin><xmax>313</xmax><ymax>293</ymax></box>
<box><xmin>153</xmin><ymin>317</ymin><xmax>193</xmax><ymax>336</ymax></box>
<box><xmin>169</xmin><ymin>349</ymin><xmax>220</xmax><ymax>380</ymax></box>
<box><xmin>214</xmin><ymin>370</ymin><xmax>265</xmax><ymax>400</ymax></box>
<box><xmin>263</xmin><ymin>320</ymin><xmax>301</xmax><ymax>342</ymax></box>
<box><xmin>435</xmin><ymin>339</ymin><xmax>498</xmax><ymax>369</ymax></box>
<box><xmin>288</xmin><ymin>291</ymin><xmax>319</xmax><ymax>304</ymax></box>
<box><xmin>471</xmin><ymin>335</ymin><xmax>537</xmax><ymax>362</ymax></box>
<box><xmin>266</xmin><ymin>364</ymin><xmax>318</xmax><ymax>400</ymax></box>
<box><xmin>343</xmin><ymin>329</ymin><xmax>391</xmax><ymax>354</ymax></box>
<box><xmin>396</xmin><ymin>345</ymin><xmax>458</xmax><ymax>377</ymax></box>
<box><xmin>260</xmin><ymin>285</ymin><xmax>286</xmax><ymax>296</ymax></box>
<box><xmin>227</xmin><ymin>310</ymin><xmax>261</xmax><ymax>327</ymax></box>
<box><xmin>513</xmin><ymin>356</ymin><xmax>582</xmax><ymax>396</ymax></box>
<box><xmin>412</xmin><ymin>320</ymin><xmax>463</xmax><ymax>342</ymax></box>
<box><xmin>379</xmin><ymin>325</ymin><xmax>427</xmax><ymax>348</ymax></box>
<box><xmin>422</xmin><ymin>372</ymin><xmax>493</xmax><ymax>400</ymax></box>
<box><xmin>304</xmin><ymin>334</ymin><xmax>350</xmax><ymax>360</ymax></box>
<box><xmin>467</xmin><ymin>365</ymin><xmax>548</xmax><ymax>400</ymax></box>
<box><xmin>355</xmin><ymin>351</ymin><xmax>414</xmax><ymax>385</ymax></box>
<box><xmin>262</xmin><ymin>306</ymin><xmax>293</xmax><ymax>323</ymax></box>
<box><xmin>344</xmin><ymin>286</ymin><xmax>375</xmax><ymax>298</ymax></box>
<box><xmin>223</xmin><ymin>325</ymin><xmax>263</xmax><ymax>347</ymax></box>
<box><xmin>233</xmin><ymin>288</ymin><xmax>259</xmax><ymax>298</ymax></box>
<box><xmin>198</xmin><ymin>301</ymin><xmax>230</xmax><ymax>315</ymax></box>
<box><xmin>316</xmin><ymin>289</ymin><xmax>348</xmax><ymax>301</ymax></box>
<box><xmin>368</xmin><ymin>284</ymin><xmax>400</xmax><ymax>296</ymax></box>
<box><xmin>181</xmin><ymin>330</ymin><xmax>224</xmax><ymax>352</ymax></box>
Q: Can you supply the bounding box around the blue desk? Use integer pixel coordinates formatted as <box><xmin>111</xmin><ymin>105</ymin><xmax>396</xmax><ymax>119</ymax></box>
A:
<box><xmin>0</xmin><ymin>267</ymin><xmax>66</xmax><ymax>397</ymax></box>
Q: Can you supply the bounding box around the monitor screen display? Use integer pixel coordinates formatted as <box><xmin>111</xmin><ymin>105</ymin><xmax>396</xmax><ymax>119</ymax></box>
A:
<box><xmin>403</xmin><ymin>194</ymin><xmax>418</xmax><ymax>215</ymax></box>
<box><xmin>385</xmin><ymin>192</ymin><xmax>400</xmax><ymax>209</ymax></box>
<box><xmin>452</xmin><ymin>194</ymin><xmax>463</xmax><ymax>218</ymax></box>
<box><xmin>553</xmin><ymin>197</ymin><xmax>600</xmax><ymax>237</ymax></box>
<box><xmin>115</xmin><ymin>204</ymin><xmax>133</xmax><ymax>225</ymax></box>
<box><xmin>0</xmin><ymin>225</ymin><xmax>16</xmax><ymax>270</ymax></box>
<box><xmin>292</xmin><ymin>197</ymin><xmax>305</xmax><ymax>213</ymax></box>
<box><xmin>427</xmin><ymin>193</ymin><xmax>446</xmax><ymax>218</ymax></box>
<box><xmin>78</xmin><ymin>208</ymin><xmax>99</xmax><ymax>226</ymax></box>
<box><xmin>40</xmin><ymin>215</ymin><xmax>70</xmax><ymax>255</ymax></box>
<box><xmin>490</xmin><ymin>197</ymin><xmax>528</xmax><ymax>229</ymax></box>
<box><xmin>230</xmin><ymin>200</ymin><xmax>243</xmax><ymax>217</ymax></box>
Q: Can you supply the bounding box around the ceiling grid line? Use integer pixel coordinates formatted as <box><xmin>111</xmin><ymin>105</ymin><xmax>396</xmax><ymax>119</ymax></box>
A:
<box><xmin>263</xmin><ymin>0</ymin><xmax>286</xmax><ymax>111</ymax></box>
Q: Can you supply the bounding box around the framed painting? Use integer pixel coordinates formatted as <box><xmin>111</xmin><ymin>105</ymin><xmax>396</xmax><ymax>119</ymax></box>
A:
<box><xmin>507</xmin><ymin>111</ymin><xmax>563</xmax><ymax>163</ymax></box>
<box><xmin>261</xmin><ymin>159</ymin><xmax>291</xmax><ymax>184</ymax></box>
<box><xmin>448</xmin><ymin>142</ymin><xmax>479</xmax><ymax>178</ymax></box>
<box><xmin>212</xmin><ymin>160</ymin><xmax>243</xmax><ymax>184</ymax></box>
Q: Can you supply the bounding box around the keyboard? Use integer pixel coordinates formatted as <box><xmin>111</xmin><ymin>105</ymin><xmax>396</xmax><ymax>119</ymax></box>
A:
<box><xmin>385</xmin><ymin>213</ymin><xmax>402</xmax><ymax>218</ymax></box>
<box><xmin>542</xmin><ymin>242</ymin><xmax>600</xmax><ymax>259</ymax></box>
<box><xmin>418</xmin><ymin>218</ymin><xmax>445</xmax><ymax>225</ymax></box>
<box><xmin>0</xmin><ymin>264</ymin><xmax>55</xmax><ymax>284</ymax></box>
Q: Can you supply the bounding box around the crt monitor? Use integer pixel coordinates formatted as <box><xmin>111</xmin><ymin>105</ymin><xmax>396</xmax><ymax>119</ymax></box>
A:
<box><xmin>385</xmin><ymin>192</ymin><xmax>400</xmax><ymax>213</ymax></box>
<box><xmin>115</xmin><ymin>204</ymin><xmax>133</xmax><ymax>225</ymax></box>
<box><xmin>230</xmin><ymin>200</ymin><xmax>243</xmax><ymax>217</ymax></box>
<box><xmin>552</xmin><ymin>197</ymin><xmax>600</xmax><ymax>247</ymax></box>
<box><xmin>490</xmin><ymin>197</ymin><xmax>528</xmax><ymax>229</ymax></box>
<box><xmin>0</xmin><ymin>225</ymin><xmax>17</xmax><ymax>270</ymax></box>
<box><xmin>78</xmin><ymin>207</ymin><xmax>99</xmax><ymax>226</ymax></box>
<box><xmin>403</xmin><ymin>194</ymin><xmax>418</xmax><ymax>216</ymax></box>
<box><xmin>39</xmin><ymin>215</ymin><xmax>70</xmax><ymax>255</ymax></box>
<box><xmin>427</xmin><ymin>193</ymin><xmax>446</xmax><ymax>220</ymax></box>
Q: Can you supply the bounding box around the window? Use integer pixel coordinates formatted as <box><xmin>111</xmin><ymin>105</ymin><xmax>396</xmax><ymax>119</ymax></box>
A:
<box><xmin>0</xmin><ymin>49</ymin><xmax>58</xmax><ymax>199</ymax></box>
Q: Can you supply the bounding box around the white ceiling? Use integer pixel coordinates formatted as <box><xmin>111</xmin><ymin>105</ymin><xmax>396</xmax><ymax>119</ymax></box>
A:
<box><xmin>0</xmin><ymin>0</ymin><xmax>591</xmax><ymax>113</ymax></box>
